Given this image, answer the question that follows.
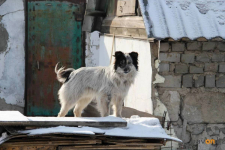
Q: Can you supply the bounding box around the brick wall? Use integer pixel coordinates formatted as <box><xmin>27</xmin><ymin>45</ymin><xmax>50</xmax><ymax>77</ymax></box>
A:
<box><xmin>152</xmin><ymin>41</ymin><xmax>225</xmax><ymax>150</ymax></box>
<box><xmin>158</xmin><ymin>42</ymin><xmax>225</xmax><ymax>88</ymax></box>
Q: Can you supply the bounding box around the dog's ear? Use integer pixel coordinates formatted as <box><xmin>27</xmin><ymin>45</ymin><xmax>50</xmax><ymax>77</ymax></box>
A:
<box><xmin>129</xmin><ymin>52</ymin><xmax>138</xmax><ymax>60</ymax></box>
<box><xmin>114</xmin><ymin>51</ymin><xmax>124</xmax><ymax>58</ymax></box>
<box><xmin>129</xmin><ymin>52</ymin><xmax>138</xmax><ymax>70</ymax></box>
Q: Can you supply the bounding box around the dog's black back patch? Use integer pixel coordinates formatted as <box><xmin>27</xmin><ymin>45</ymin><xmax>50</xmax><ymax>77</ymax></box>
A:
<box><xmin>62</xmin><ymin>69</ymin><xmax>74</xmax><ymax>83</ymax></box>
<box><xmin>129</xmin><ymin>52</ymin><xmax>138</xmax><ymax>70</ymax></box>
<box><xmin>114</xmin><ymin>51</ymin><xmax>126</xmax><ymax>70</ymax></box>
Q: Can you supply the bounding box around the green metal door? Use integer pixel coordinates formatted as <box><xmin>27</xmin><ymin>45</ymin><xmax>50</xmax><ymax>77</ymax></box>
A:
<box><xmin>26</xmin><ymin>0</ymin><xmax>85</xmax><ymax>116</ymax></box>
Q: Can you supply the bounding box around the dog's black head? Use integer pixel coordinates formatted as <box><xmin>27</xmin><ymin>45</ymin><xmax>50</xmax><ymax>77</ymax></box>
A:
<box><xmin>114</xmin><ymin>51</ymin><xmax>138</xmax><ymax>74</ymax></box>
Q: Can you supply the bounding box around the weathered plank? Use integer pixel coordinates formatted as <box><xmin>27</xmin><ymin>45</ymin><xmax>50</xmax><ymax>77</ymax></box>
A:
<box><xmin>0</xmin><ymin>111</ymin><xmax>127</xmax><ymax>127</ymax></box>
<box><xmin>102</xmin><ymin>16</ymin><xmax>145</xmax><ymax>29</ymax></box>
<box><xmin>116</xmin><ymin>0</ymin><xmax>136</xmax><ymax>16</ymax></box>
<box><xmin>101</xmin><ymin>27</ymin><xmax>147</xmax><ymax>38</ymax></box>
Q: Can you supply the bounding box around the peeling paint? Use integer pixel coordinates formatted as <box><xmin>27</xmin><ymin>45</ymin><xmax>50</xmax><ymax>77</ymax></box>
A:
<box><xmin>153</xmin><ymin>73</ymin><xmax>165</xmax><ymax>84</ymax></box>
<box><xmin>85</xmin><ymin>31</ymin><xmax>100</xmax><ymax>67</ymax></box>
<box><xmin>0</xmin><ymin>0</ymin><xmax>25</xmax><ymax>108</ymax></box>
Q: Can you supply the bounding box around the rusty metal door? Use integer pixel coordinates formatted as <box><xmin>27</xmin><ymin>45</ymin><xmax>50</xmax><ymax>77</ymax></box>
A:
<box><xmin>26</xmin><ymin>0</ymin><xmax>85</xmax><ymax>116</ymax></box>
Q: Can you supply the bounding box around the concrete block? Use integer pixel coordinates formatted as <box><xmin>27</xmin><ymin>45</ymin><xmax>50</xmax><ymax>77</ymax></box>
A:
<box><xmin>172</xmin><ymin>43</ymin><xmax>185</xmax><ymax>51</ymax></box>
<box><xmin>202</xmin><ymin>42</ymin><xmax>216</xmax><ymax>51</ymax></box>
<box><xmin>217</xmin><ymin>42</ymin><xmax>225</xmax><ymax>51</ymax></box>
<box><xmin>205</xmin><ymin>63</ymin><xmax>218</xmax><ymax>72</ymax></box>
<box><xmin>187</xmin><ymin>124</ymin><xmax>206</xmax><ymax>135</ymax></box>
<box><xmin>205</xmin><ymin>75</ymin><xmax>215</xmax><ymax>87</ymax></box>
<box><xmin>183</xmin><ymin>74</ymin><xmax>193</xmax><ymax>87</ymax></box>
<box><xmin>161</xmin><ymin>91</ymin><xmax>180</xmax><ymax>121</ymax></box>
<box><xmin>182</xmin><ymin>92</ymin><xmax>225</xmax><ymax>123</ymax></box>
<box><xmin>196</xmin><ymin>53</ymin><xmax>210</xmax><ymax>62</ymax></box>
<box><xmin>190</xmin><ymin>66</ymin><xmax>203</xmax><ymax>73</ymax></box>
<box><xmin>216</xmin><ymin>76</ymin><xmax>225</xmax><ymax>87</ymax></box>
<box><xmin>212</xmin><ymin>54</ymin><xmax>225</xmax><ymax>62</ymax></box>
<box><xmin>158</xmin><ymin>75</ymin><xmax>181</xmax><ymax>87</ymax></box>
<box><xmin>194</xmin><ymin>75</ymin><xmax>204</xmax><ymax>87</ymax></box>
<box><xmin>159</xmin><ymin>63</ymin><xmax>169</xmax><ymax>72</ymax></box>
<box><xmin>159</xmin><ymin>53</ymin><xmax>180</xmax><ymax>62</ymax></box>
<box><xmin>187</xmin><ymin>42</ymin><xmax>202</xmax><ymax>51</ymax></box>
<box><xmin>181</xmin><ymin>53</ymin><xmax>195</xmax><ymax>63</ymax></box>
<box><xmin>175</xmin><ymin>64</ymin><xmax>188</xmax><ymax>73</ymax></box>
<box><xmin>160</xmin><ymin>43</ymin><xmax>169</xmax><ymax>52</ymax></box>
<box><xmin>219</xmin><ymin>64</ymin><xmax>225</xmax><ymax>73</ymax></box>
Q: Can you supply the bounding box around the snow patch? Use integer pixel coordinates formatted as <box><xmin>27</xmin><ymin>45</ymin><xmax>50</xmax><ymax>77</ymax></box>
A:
<box><xmin>18</xmin><ymin>116</ymin><xmax>182</xmax><ymax>142</ymax></box>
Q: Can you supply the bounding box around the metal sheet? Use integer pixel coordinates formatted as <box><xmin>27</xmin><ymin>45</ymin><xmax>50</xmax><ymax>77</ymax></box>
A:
<box><xmin>27</xmin><ymin>1</ymin><xmax>84</xmax><ymax>116</ymax></box>
<box><xmin>138</xmin><ymin>0</ymin><xmax>225</xmax><ymax>40</ymax></box>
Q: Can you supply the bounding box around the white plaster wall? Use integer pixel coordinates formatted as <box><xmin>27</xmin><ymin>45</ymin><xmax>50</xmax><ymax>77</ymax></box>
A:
<box><xmin>0</xmin><ymin>0</ymin><xmax>25</xmax><ymax>107</ymax></box>
<box><xmin>85</xmin><ymin>32</ymin><xmax>153</xmax><ymax>114</ymax></box>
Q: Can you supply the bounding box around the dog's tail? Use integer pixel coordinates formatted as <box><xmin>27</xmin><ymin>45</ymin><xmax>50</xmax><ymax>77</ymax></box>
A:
<box><xmin>55</xmin><ymin>62</ymin><xmax>75</xmax><ymax>83</ymax></box>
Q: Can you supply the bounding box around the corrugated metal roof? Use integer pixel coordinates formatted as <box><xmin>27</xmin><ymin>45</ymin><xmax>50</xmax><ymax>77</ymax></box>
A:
<box><xmin>138</xmin><ymin>0</ymin><xmax>225</xmax><ymax>40</ymax></box>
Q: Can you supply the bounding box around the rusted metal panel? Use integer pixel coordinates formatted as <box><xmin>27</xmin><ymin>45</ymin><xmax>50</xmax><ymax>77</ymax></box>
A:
<box><xmin>26</xmin><ymin>1</ymin><xmax>85</xmax><ymax>116</ymax></box>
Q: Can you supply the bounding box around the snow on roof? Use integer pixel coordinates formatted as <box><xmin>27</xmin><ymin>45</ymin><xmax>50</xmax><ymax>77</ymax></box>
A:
<box><xmin>19</xmin><ymin>116</ymin><xmax>182</xmax><ymax>142</ymax></box>
<box><xmin>138</xmin><ymin>0</ymin><xmax>225</xmax><ymax>40</ymax></box>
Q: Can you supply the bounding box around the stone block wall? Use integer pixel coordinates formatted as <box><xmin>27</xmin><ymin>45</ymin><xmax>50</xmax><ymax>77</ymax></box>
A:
<box><xmin>152</xmin><ymin>41</ymin><xmax>225</xmax><ymax>150</ymax></box>
<box><xmin>158</xmin><ymin>42</ymin><xmax>225</xmax><ymax>89</ymax></box>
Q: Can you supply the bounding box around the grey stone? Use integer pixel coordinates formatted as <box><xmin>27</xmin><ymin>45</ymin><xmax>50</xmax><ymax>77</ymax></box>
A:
<box><xmin>159</xmin><ymin>63</ymin><xmax>169</xmax><ymax>72</ymax></box>
<box><xmin>216</xmin><ymin>76</ymin><xmax>225</xmax><ymax>88</ymax></box>
<box><xmin>190</xmin><ymin>66</ymin><xmax>204</xmax><ymax>73</ymax></box>
<box><xmin>160</xmin><ymin>91</ymin><xmax>180</xmax><ymax>121</ymax></box>
<box><xmin>0</xmin><ymin>23</ymin><xmax>9</xmax><ymax>53</ymax></box>
<box><xmin>0</xmin><ymin>98</ymin><xmax>24</xmax><ymax>114</ymax></box>
<box><xmin>196</xmin><ymin>53</ymin><xmax>210</xmax><ymax>62</ymax></box>
<box><xmin>173</xmin><ymin>126</ymin><xmax>191</xmax><ymax>144</ymax></box>
<box><xmin>158</xmin><ymin>75</ymin><xmax>181</xmax><ymax>87</ymax></box>
<box><xmin>205</xmin><ymin>75</ymin><xmax>215</xmax><ymax>87</ymax></box>
<box><xmin>172</xmin><ymin>43</ymin><xmax>185</xmax><ymax>51</ymax></box>
<box><xmin>194</xmin><ymin>75</ymin><xmax>204</xmax><ymax>87</ymax></box>
<box><xmin>175</xmin><ymin>64</ymin><xmax>188</xmax><ymax>73</ymax></box>
<box><xmin>205</xmin><ymin>63</ymin><xmax>218</xmax><ymax>72</ymax></box>
<box><xmin>219</xmin><ymin>64</ymin><xmax>225</xmax><ymax>73</ymax></box>
<box><xmin>159</xmin><ymin>53</ymin><xmax>180</xmax><ymax>62</ymax></box>
<box><xmin>212</xmin><ymin>54</ymin><xmax>225</xmax><ymax>62</ymax></box>
<box><xmin>182</xmin><ymin>92</ymin><xmax>225</xmax><ymax>123</ymax></box>
<box><xmin>160</xmin><ymin>43</ymin><xmax>169</xmax><ymax>52</ymax></box>
<box><xmin>181</xmin><ymin>53</ymin><xmax>195</xmax><ymax>63</ymax></box>
<box><xmin>187</xmin><ymin>42</ymin><xmax>202</xmax><ymax>51</ymax></box>
<box><xmin>202</xmin><ymin>42</ymin><xmax>216</xmax><ymax>51</ymax></box>
<box><xmin>170</xmin><ymin>63</ymin><xmax>175</xmax><ymax>72</ymax></box>
<box><xmin>217</xmin><ymin>42</ymin><xmax>225</xmax><ymax>51</ymax></box>
<box><xmin>187</xmin><ymin>124</ymin><xmax>206</xmax><ymax>135</ymax></box>
<box><xmin>183</xmin><ymin>74</ymin><xmax>193</xmax><ymax>87</ymax></box>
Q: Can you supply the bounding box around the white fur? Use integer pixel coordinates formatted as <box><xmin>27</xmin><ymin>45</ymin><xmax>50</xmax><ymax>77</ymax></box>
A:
<box><xmin>56</xmin><ymin>53</ymin><xmax>138</xmax><ymax>117</ymax></box>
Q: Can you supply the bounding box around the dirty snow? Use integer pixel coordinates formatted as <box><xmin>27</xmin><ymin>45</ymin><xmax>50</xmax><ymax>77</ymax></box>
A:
<box><xmin>139</xmin><ymin>0</ymin><xmax>225</xmax><ymax>40</ymax></box>
<box><xmin>27</xmin><ymin>116</ymin><xmax>126</xmax><ymax>122</ymax></box>
<box><xmin>19</xmin><ymin>116</ymin><xmax>182</xmax><ymax>142</ymax></box>
<box><xmin>0</xmin><ymin>111</ymin><xmax>28</xmax><ymax>121</ymax></box>
<box><xmin>0</xmin><ymin>133</ymin><xmax>8</xmax><ymax>142</ymax></box>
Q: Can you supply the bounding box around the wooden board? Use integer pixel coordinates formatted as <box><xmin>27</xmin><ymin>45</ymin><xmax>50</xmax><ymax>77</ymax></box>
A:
<box><xmin>102</xmin><ymin>16</ymin><xmax>145</xmax><ymax>29</ymax></box>
<box><xmin>0</xmin><ymin>111</ymin><xmax>127</xmax><ymax>127</ymax></box>
<box><xmin>116</xmin><ymin>0</ymin><xmax>136</xmax><ymax>16</ymax></box>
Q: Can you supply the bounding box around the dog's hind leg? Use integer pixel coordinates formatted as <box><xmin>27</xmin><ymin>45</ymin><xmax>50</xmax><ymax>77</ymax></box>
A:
<box><xmin>74</xmin><ymin>98</ymin><xmax>92</xmax><ymax>117</ymax></box>
<box><xmin>58</xmin><ymin>102</ymin><xmax>74</xmax><ymax>117</ymax></box>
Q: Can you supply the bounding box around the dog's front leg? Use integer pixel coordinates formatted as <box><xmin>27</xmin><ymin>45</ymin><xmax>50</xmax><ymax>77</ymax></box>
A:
<box><xmin>112</xmin><ymin>97</ymin><xmax>123</xmax><ymax>118</ymax></box>
<box><xmin>97</xmin><ymin>94</ymin><xmax>111</xmax><ymax>117</ymax></box>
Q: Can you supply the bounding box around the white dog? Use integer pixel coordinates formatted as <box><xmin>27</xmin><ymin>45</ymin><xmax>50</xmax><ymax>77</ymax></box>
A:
<box><xmin>55</xmin><ymin>51</ymin><xmax>138</xmax><ymax>117</ymax></box>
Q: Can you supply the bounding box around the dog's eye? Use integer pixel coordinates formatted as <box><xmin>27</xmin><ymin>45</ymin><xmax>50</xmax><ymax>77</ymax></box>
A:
<box><xmin>128</xmin><ymin>61</ymin><xmax>131</xmax><ymax>65</ymax></box>
<box><xmin>120</xmin><ymin>60</ymin><xmax>125</xmax><ymax>65</ymax></box>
